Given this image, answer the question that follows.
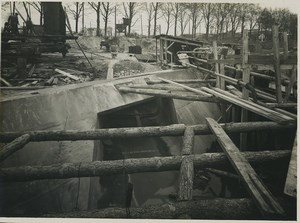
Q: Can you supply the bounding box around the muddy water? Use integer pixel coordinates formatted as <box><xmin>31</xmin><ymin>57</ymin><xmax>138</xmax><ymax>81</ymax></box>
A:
<box><xmin>98</xmin><ymin>98</ymin><xmax>181</xmax><ymax>208</ymax></box>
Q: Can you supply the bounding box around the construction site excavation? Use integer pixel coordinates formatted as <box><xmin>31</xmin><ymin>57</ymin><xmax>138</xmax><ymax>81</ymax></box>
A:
<box><xmin>0</xmin><ymin>1</ymin><xmax>298</xmax><ymax>220</ymax></box>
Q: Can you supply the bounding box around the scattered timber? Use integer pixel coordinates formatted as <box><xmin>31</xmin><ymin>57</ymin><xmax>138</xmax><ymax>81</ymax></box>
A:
<box><xmin>0</xmin><ymin>134</ymin><xmax>30</xmax><ymax>162</ymax></box>
<box><xmin>0</xmin><ymin>150</ymin><xmax>290</xmax><ymax>181</ymax></box>
<box><xmin>202</xmin><ymin>87</ymin><xmax>295</xmax><ymax>124</ymax></box>
<box><xmin>0</xmin><ymin>122</ymin><xmax>296</xmax><ymax>143</ymax></box>
<box><xmin>206</xmin><ymin>118</ymin><xmax>285</xmax><ymax>217</ymax></box>
<box><xmin>54</xmin><ymin>68</ymin><xmax>80</xmax><ymax>81</ymax></box>
<box><xmin>0</xmin><ymin>77</ymin><xmax>12</xmax><ymax>86</ymax></box>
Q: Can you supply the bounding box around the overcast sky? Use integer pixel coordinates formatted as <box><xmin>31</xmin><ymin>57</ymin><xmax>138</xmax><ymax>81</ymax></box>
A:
<box><xmin>1</xmin><ymin>0</ymin><xmax>299</xmax><ymax>36</ymax></box>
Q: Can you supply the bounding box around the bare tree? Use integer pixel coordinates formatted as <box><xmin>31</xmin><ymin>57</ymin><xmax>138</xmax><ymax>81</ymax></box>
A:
<box><xmin>171</xmin><ymin>3</ymin><xmax>180</xmax><ymax>36</ymax></box>
<box><xmin>122</xmin><ymin>2</ymin><xmax>139</xmax><ymax>36</ymax></box>
<box><xmin>101</xmin><ymin>2</ymin><xmax>114</xmax><ymax>38</ymax></box>
<box><xmin>214</xmin><ymin>3</ymin><xmax>230</xmax><ymax>39</ymax></box>
<box><xmin>247</xmin><ymin>4</ymin><xmax>260</xmax><ymax>36</ymax></box>
<box><xmin>28</xmin><ymin>2</ymin><xmax>43</xmax><ymax>25</ymax></box>
<box><xmin>239</xmin><ymin>4</ymin><xmax>251</xmax><ymax>37</ymax></box>
<box><xmin>68</xmin><ymin>2</ymin><xmax>83</xmax><ymax>33</ymax></box>
<box><xmin>152</xmin><ymin>2</ymin><xmax>161</xmax><ymax>36</ymax></box>
<box><xmin>143</xmin><ymin>3</ymin><xmax>154</xmax><ymax>37</ymax></box>
<box><xmin>228</xmin><ymin>4</ymin><xmax>241</xmax><ymax>37</ymax></box>
<box><xmin>200</xmin><ymin>3</ymin><xmax>215</xmax><ymax>39</ymax></box>
<box><xmin>185</xmin><ymin>3</ymin><xmax>202</xmax><ymax>38</ymax></box>
<box><xmin>161</xmin><ymin>3</ymin><xmax>174</xmax><ymax>35</ymax></box>
<box><xmin>178</xmin><ymin>4</ymin><xmax>189</xmax><ymax>35</ymax></box>
<box><xmin>88</xmin><ymin>2</ymin><xmax>101</xmax><ymax>36</ymax></box>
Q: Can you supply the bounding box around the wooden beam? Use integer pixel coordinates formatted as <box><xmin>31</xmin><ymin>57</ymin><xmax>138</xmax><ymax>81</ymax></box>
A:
<box><xmin>240</xmin><ymin>29</ymin><xmax>250</xmax><ymax>150</ymax></box>
<box><xmin>117</xmin><ymin>86</ymin><xmax>220</xmax><ymax>103</ymax></box>
<box><xmin>0</xmin><ymin>77</ymin><xmax>12</xmax><ymax>87</ymax></box>
<box><xmin>146</xmin><ymin>79</ymin><xmax>216</xmax><ymax>85</ymax></box>
<box><xmin>129</xmin><ymin>84</ymin><xmax>188</xmax><ymax>91</ymax></box>
<box><xmin>284</xmin><ymin>65</ymin><xmax>297</xmax><ymax>103</ymax></box>
<box><xmin>213</xmin><ymin>41</ymin><xmax>220</xmax><ymax>88</ymax></box>
<box><xmin>54</xmin><ymin>69</ymin><xmax>80</xmax><ymax>81</ymax></box>
<box><xmin>0</xmin><ymin>150</ymin><xmax>290</xmax><ymax>181</ymax></box>
<box><xmin>0</xmin><ymin>134</ymin><xmax>30</xmax><ymax>162</ymax></box>
<box><xmin>202</xmin><ymin>87</ymin><xmax>295</xmax><ymax>124</ymax></box>
<box><xmin>272</xmin><ymin>25</ymin><xmax>283</xmax><ymax>103</ymax></box>
<box><xmin>178</xmin><ymin>127</ymin><xmax>195</xmax><ymax>201</ymax></box>
<box><xmin>283</xmin><ymin>32</ymin><xmax>289</xmax><ymax>60</ymax></box>
<box><xmin>181</xmin><ymin>126</ymin><xmax>195</xmax><ymax>155</ymax></box>
<box><xmin>157</xmin><ymin>77</ymin><xmax>213</xmax><ymax>97</ymax></box>
<box><xmin>284</xmin><ymin>135</ymin><xmax>297</xmax><ymax>197</ymax></box>
<box><xmin>0</xmin><ymin>122</ymin><xmax>295</xmax><ymax>143</ymax></box>
<box><xmin>206</xmin><ymin>118</ymin><xmax>285</xmax><ymax>217</ymax></box>
<box><xmin>178</xmin><ymin>156</ymin><xmax>194</xmax><ymax>201</ymax></box>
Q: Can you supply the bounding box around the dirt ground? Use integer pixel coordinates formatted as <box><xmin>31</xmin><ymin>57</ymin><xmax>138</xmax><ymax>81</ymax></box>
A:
<box><xmin>1</xmin><ymin>36</ymin><xmax>162</xmax><ymax>96</ymax></box>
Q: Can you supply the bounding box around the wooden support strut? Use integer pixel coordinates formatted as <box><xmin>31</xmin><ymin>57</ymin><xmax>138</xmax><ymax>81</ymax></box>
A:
<box><xmin>178</xmin><ymin>127</ymin><xmax>195</xmax><ymax>201</ymax></box>
<box><xmin>240</xmin><ymin>29</ymin><xmax>250</xmax><ymax>150</ymax></box>
<box><xmin>0</xmin><ymin>150</ymin><xmax>290</xmax><ymax>182</ymax></box>
<box><xmin>0</xmin><ymin>134</ymin><xmax>30</xmax><ymax>162</ymax></box>
<box><xmin>0</xmin><ymin>121</ymin><xmax>295</xmax><ymax>143</ymax></box>
<box><xmin>206</xmin><ymin>118</ymin><xmax>285</xmax><ymax>217</ymax></box>
<box><xmin>272</xmin><ymin>25</ymin><xmax>283</xmax><ymax>103</ymax></box>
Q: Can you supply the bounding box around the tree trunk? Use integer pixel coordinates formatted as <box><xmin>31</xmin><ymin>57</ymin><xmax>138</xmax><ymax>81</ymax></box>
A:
<box><xmin>148</xmin><ymin>19</ymin><xmax>151</xmax><ymax>37</ymax></box>
<box><xmin>206</xmin><ymin>21</ymin><xmax>210</xmax><ymax>39</ymax></box>
<box><xmin>96</xmin><ymin>8</ymin><xmax>100</xmax><ymax>36</ymax></box>
<box><xmin>75</xmin><ymin>17</ymin><xmax>78</xmax><ymax>33</ymax></box>
<box><xmin>104</xmin><ymin>16</ymin><xmax>108</xmax><ymax>38</ymax></box>
<box><xmin>153</xmin><ymin>3</ymin><xmax>158</xmax><ymax>36</ymax></box>
<box><xmin>0</xmin><ymin>150</ymin><xmax>290</xmax><ymax>181</ymax></box>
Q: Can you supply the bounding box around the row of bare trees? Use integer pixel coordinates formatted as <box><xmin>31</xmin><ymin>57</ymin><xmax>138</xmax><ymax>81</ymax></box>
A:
<box><xmin>7</xmin><ymin>2</ymin><xmax>296</xmax><ymax>39</ymax></box>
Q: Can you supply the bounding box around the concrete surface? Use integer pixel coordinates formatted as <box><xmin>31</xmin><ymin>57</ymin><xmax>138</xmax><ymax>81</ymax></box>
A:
<box><xmin>0</xmin><ymin>68</ymin><xmax>220</xmax><ymax>216</ymax></box>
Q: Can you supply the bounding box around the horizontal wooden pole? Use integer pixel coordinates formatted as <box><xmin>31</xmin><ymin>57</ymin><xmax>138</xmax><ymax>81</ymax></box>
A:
<box><xmin>0</xmin><ymin>134</ymin><xmax>30</xmax><ymax>162</ymax></box>
<box><xmin>0</xmin><ymin>122</ymin><xmax>295</xmax><ymax>143</ymax></box>
<box><xmin>146</xmin><ymin>79</ymin><xmax>216</xmax><ymax>85</ymax></box>
<box><xmin>118</xmin><ymin>86</ymin><xmax>220</xmax><ymax>103</ymax></box>
<box><xmin>44</xmin><ymin>198</ymin><xmax>262</xmax><ymax>219</ymax></box>
<box><xmin>157</xmin><ymin>77</ymin><xmax>213</xmax><ymax>97</ymax></box>
<box><xmin>0</xmin><ymin>150</ymin><xmax>290</xmax><ymax>181</ymax></box>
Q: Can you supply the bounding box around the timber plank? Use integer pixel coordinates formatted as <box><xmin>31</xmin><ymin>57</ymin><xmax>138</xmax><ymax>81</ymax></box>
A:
<box><xmin>206</xmin><ymin>118</ymin><xmax>285</xmax><ymax>217</ymax></box>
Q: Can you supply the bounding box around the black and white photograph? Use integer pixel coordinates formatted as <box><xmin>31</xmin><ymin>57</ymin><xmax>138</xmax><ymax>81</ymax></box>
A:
<box><xmin>0</xmin><ymin>0</ymin><xmax>298</xmax><ymax>221</ymax></box>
